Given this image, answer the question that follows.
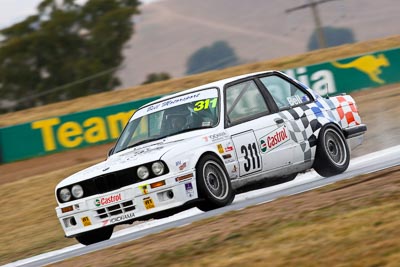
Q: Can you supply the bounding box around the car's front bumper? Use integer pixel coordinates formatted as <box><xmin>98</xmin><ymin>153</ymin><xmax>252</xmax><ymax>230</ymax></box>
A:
<box><xmin>55</xmin><ymin>170</ymin><xmax>198</xmax><ymax>237</ymax></box>
<box><xmin>343</xmin><ymin>124</ymin><xmax>367</xmax><ymax>139</ymax></box>
<box><xmin>344</xmin><ymin>124</ymin><xmax>367</xmax><ymax>151</ymax></box>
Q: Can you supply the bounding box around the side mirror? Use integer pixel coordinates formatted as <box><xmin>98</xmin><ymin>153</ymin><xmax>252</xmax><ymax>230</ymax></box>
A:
<box><xmin>107</xmin><ymin>147</ymin><xmax>115</xmax><ymax>157</ymax></box>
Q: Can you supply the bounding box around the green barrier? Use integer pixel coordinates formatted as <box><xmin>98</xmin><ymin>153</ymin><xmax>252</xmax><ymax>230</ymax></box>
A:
<box><xmin>0</xmin><ymin>96</ymin><xmax>162</xmax><ymax>163</ymax></box>
<box><xmin>284</xmin><ymin>47</ymin><xmax>400</xmax><ymax>95</ymax></box>
<box><xmin>1</xmin><ymin>47</ymin><xmax>399</xmax><ymax>163</ymax></box>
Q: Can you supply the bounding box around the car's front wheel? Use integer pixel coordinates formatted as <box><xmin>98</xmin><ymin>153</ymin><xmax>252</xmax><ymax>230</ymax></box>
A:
<box><xmin>75</xmin><ymin>226</ymin><xmax>114</xmax><ymax>245</ymax></box>
<box><xmin>313</xmin><ymin>125</ymin><xmax>350</xmax><ymax>177</ymax></box>
<box><xmin>196</xmin><ymin>154</ymin><xmax>234</xmax><ymax>211</ymax></box>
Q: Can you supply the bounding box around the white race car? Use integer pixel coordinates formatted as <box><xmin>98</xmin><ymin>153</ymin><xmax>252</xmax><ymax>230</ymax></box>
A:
<box><xmin>55</xmin><ymin>70</ymin><xmax>367</xmax><ymax>245</ymax></box>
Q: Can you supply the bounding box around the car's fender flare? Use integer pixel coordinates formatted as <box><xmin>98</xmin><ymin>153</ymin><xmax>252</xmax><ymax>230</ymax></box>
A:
<box><xmin>190</xmin><ymin>146</ymin><xmax>227</xmax><ymax>171</ymax></box>
<box><xmin>314</xmin><ymin>121</ymin><xmax>343</xmax><ymax>141</ymax></box>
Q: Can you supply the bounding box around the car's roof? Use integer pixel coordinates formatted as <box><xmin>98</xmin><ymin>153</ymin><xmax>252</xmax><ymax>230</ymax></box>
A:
<box><xmin>143</xmin><ymin>70</ymin><xmax>277</xmax><ymax>107</ymax></box>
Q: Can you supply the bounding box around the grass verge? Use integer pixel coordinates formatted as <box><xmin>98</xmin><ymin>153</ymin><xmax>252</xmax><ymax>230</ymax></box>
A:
<box><xmin>0</xmin><ymin>161</ymin><xmax>97</xmax><ymax>265</ymax></box>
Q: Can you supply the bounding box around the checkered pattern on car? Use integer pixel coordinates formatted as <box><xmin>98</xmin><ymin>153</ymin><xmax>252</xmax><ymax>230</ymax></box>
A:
<box><xmin>329</xmin><ymin>95</ymin><xmax>361</xmax><ymax>127</ymax></box>
<box><xmin>278</xmin><ymin>94</ymin><xmax>361</xmax><ymax>161</ymax></box>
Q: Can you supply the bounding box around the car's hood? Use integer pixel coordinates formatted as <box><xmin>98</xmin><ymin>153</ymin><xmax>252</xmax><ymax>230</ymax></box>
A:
<box><xmin>56</xmin><ymin>129</ymin><xmax>216</xmax><ymax>188</ymax></box>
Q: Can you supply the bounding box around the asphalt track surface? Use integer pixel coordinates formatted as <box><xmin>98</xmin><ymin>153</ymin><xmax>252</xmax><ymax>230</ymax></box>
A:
<box><xmin>7</xmin><ymin>145</ymin><xmax>400</xmax><ymax>267</ymax></box>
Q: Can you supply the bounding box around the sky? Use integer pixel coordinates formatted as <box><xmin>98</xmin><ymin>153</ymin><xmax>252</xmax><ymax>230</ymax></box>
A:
<box><xmin>0</xmin><ymin>0</ymin><xmax>41</xmax><ymax>29</ymax></box>
<box><xmin>0</xmin><ymin>0</ymin><xmax>160</xmax><ymax>30</ymax></box>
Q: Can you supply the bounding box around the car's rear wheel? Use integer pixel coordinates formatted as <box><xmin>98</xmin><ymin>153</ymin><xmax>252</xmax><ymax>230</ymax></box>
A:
<box><xmin>196</xmin><ymin>154</ymin><xmax>234</xmax><ymax>211</ymax></box>
<box><xmin>313</xmin><ymin>125</ymin><xmax>350</xmax><ymax>177</ymax></box>
<box><xmin>75</xmin><ymin>226</ymin><xmax>113</xmax><ymax>245</ymax></box>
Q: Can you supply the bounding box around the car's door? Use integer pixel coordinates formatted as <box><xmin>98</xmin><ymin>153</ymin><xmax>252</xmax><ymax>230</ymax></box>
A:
<box><xmin>224</xmin><ymin>78</ymin><xmax>296</xmax><ymax>178</ymax></box>
<box><xmin>258</xmin><ymin>73</ymin><xmax>315</xmax><ymax>165</ymax></box>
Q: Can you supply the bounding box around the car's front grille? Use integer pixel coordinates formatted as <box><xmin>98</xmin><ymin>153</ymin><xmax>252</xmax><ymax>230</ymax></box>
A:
<box><xmin>56</xmin><ymin>161</ymin><xmax>169</xmax><ymax>203</ymax></box>
<box><xmin>95</xmin><ymin>200</ymin><xmax>135</xmax><ymax>219</ymax></box>
<box><xmin>92</xmin><ymin>171</ymin><xmax>136</xmax><ymax>194</ymax></box>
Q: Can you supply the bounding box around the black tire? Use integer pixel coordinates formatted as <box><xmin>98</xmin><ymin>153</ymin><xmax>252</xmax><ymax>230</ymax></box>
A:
<box><xmin>313</xmin><ymin>125</ymin><xmax>350</xmax><ymax>177</ymax></box>
<box><xmin>196</xmin><ymin>154</ymin><xmax>234</xmax><ymax>212</ymax></box>
<box><xmin>75</xmin><ymin>226</ymin><xmax>113</xmax><ymax>245</ymax></box>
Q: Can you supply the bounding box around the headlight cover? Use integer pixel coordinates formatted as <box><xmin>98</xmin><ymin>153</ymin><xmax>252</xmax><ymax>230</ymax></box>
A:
<box><xmin>152</xmin><ymin>161</ymin><xmax>165</xmax><ymax>176</ymax></box>
<box><xmin>71</xmin><ymin>184</ymin><xmax>84</xmax><ymax>199</ymax></box>
<box><xmin>59</xmin><ymin>188</ymin><xmax>72</xmax><ymax>202</ymax></box>
<box><xmin>137</xmin><ymin>166</ymin><xmax>150</xmax><ymax>180</ymax></box>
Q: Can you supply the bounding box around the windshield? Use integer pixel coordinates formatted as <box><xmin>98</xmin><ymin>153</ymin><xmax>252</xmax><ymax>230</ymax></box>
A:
<box><xmin>114</xmin><ymin>88</ymin><xmax>219</xmax><ymax>153</ymax></box>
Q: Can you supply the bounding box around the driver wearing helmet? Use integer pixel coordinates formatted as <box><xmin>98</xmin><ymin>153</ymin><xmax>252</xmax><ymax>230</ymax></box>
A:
<box><xmin>169</xmin><ymin>114</ymin><xmax>187</xmax><ymax>130</ymax></box>
<box><xmin>164</xmin><ymin>104</ymin><xmax>192</xmax><ymax>134</ymax></box>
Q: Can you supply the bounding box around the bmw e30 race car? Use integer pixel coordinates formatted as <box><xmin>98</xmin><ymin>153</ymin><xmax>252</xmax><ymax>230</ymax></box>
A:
<box><xmin>55</xmin><ymin>70</ymin><xmax>367</xmax><ymax>245</ymax></box>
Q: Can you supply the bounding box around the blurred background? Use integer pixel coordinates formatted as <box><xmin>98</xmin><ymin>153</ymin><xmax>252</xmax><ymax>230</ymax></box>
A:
<box><xmin>119</xmin><ymin>0</ymin><xmax>400</xmax><ymax>86</ymax></box>
<box><xmin>1</xmin><ymin>0</ymin><xmax>400</xmax><ymax>112</ymax></box>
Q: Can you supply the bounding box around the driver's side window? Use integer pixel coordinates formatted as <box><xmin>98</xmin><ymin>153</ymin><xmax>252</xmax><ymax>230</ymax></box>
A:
<box><xmin>225</xmin><ymin>80</ymin><xmax>269</xmax><ymax>125</ymax></box>
<box><xmin>260</xmin><ymin>75</ymin><xmax>310</xmax><ymax>110</ymax></box>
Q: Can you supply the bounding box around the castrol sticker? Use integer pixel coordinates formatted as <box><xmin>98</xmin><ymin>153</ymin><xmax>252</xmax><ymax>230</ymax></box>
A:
<box><xmin>94</xmin><ymin>193</ymin><xmax>122</xmax><ymax>207</ymax></box>
<box><xmin>259</xmin><ymin>125</ymin><xmax>290</xmax><ymax>153</ymax></box>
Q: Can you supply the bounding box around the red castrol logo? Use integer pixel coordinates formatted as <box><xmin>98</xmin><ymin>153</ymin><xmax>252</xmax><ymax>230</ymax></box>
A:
<box><xmin>260</xmin><ymin>126</ymin><xmax>290</xmax><ymax>153</ymax></box>
<box><xmin>95</xmin><ymin>193</ymin><xmax>122</xmax><ymax>207</ymax></box>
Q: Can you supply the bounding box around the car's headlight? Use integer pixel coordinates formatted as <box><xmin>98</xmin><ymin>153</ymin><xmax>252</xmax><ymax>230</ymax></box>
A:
<box><xmin>152</xmin><ymin>161</ymin><xmax>164</xmax><ymax>176</ymax></box>
<box><xmin>137</xmin><ymin>166</ymin><xmax>150</xmax><ymax>180</ymax></box>
<box><xmin>59</xmin><ymin>188</ymin><xmax>71</xmax><ymax>202</ymax></box>
<box><xmin>71</xmin><ymin>184</ymin><xmax>84</xmax><ymax>199</ymax></box>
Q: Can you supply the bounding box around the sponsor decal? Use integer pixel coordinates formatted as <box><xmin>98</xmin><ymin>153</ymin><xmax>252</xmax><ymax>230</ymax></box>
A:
<box><xmin>179</xmin><ymin>162</ymin><xmax>187</xmax><ymax>171</ymax></box>
<box><xmin>232</xmin><ymin>165</ymin><xmax>237</xmax><ymax>173</ymax></box>
<box><xmin>185</xmin><ymin>182</ymin><xmax>194</xmax><ymax>197</ymax></box>
<box><xmin>104</xmin><ymin>212</ymin><xmax>135</xmax><ymax>225</ymax></box>
<box><xmin>217</xmin><ymin>144</ymin><xmax>224</xmax><ymax>154</ymax></box>
<box><xmin>95</xmin><ymin>193</ymin><xmax>122</xmax><ymax>207</ymax></box>
<box><xmin>230</xmin><ymin>165</ymin><xmax>238</xmax><ymax>178</ymax></box>
<box><xmin>145</xmin><ymin>92</ymin><xmax>202</xmax><ymax>113</ymax></box>
<box><xmin>161</xmin><ymin>93</ymin><xmax>201</xmax><ymax>108</ymax></box>
<box><xmin>209</xmin><ymin>132</ymin><xmax>228</xmax><ymax>141</ymax></box>
<box><xmin>286</xmin><ymin>95</ymin><xmax>303</xmax><ymax>106</ymax></box>
<box><xmin>259</xmin><ymin>126</ymin><xmax>290</xmax><ymax>153</ymax></box>
<box><xmin>139</xmin><ymin>184</ymin><xmax>149</xmax><ymax>195</ymax></box>
<box><xmin>223</xmin><ymin>154</ymin><xmax>235</xmax><ymax>163</ymax></box>
<box><xmin>176</xmin><ymin>160</ymin><xmax>188</xmax><ymax>171</ymax></box>
<box><xmin>143</xmin><ymin>197</ymin><xmax>155</xmax><ymax>210</ymax></box>
<box><xmin>81</xmin><ymin>216</ymin><xmax>92</xmax><ymax>227</ymax></box>
<box><xmin>223</xmin><ymin>154</ymin><xmax>232</xmax><ymax>159</ymax></box>
<box><xmin>225</xmin><ymin>145</ymin><xmax>234</xmax><ymax>152</ymax></box>
<box><xmin>203</xmin><ymin>132</ymin><xmax>228</xmax><ymax>142</ymax></box>
<box><xmin>146</xmin><ymin>103</ymin><xmax>161</xmax><ymax>113</ymax></box>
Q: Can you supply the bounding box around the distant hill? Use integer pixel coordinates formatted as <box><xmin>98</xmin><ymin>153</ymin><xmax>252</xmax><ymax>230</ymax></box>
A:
<box><xmin>117</xmin><ymin>0</ymin><xmax>400</xmax><ymax>87</ymax></box>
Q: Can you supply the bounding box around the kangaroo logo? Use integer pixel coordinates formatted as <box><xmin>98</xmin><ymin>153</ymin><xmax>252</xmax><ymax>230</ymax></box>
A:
<box><xmin>331</xmin><ymin>54</ymin><xmax>389</xmax><ymax>84</ymax></box>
